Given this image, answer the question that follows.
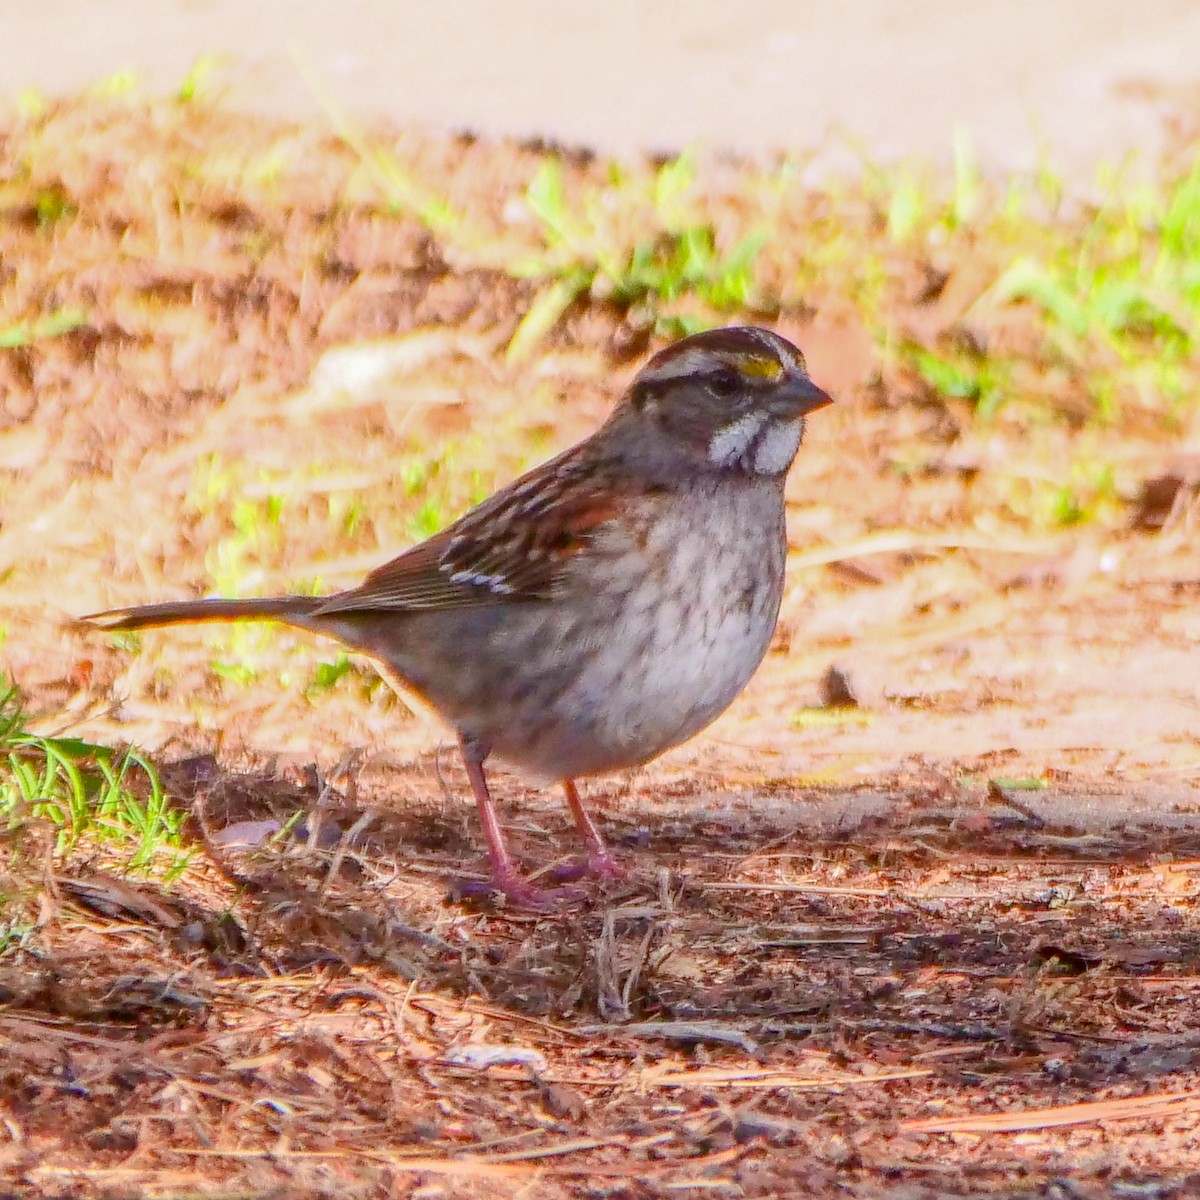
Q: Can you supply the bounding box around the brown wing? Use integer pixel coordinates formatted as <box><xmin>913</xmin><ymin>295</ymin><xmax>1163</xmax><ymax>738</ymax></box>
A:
<box><xmin>313</xmin><ymin>443</ymin><xmax>622</xmax><ymax>615</ymax></box>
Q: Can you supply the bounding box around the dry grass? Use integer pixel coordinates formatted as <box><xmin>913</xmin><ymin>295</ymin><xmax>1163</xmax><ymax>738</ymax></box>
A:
<box><xmin>5</xmin><ymin>780</ymin><xmax>1200</xmax><ymax>1197</ymax></box>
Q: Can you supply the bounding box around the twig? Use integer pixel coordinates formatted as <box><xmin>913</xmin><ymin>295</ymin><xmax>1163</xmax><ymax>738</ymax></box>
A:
<box><xmin>849</xmin><ymin>1018</ymin><xmax>1007</xmax><ymax>1043</ymax></box>
<box><xmin>647</xmin><ymin>1066</ymin><xmax>932</xmax><ymax>1089</ymax></box>
<box><xmin>787</xmin><ymin>530</ymin><xmax>1056</xmax><ymax>571</ymax></box>
<box><xmin>903</xmin><ymin>1089</ymin><xmax>1200</xmax><ymax>1134</ymax></box>
<box><xmin>478</xmin><ymin>1137</ymin><xmax>612</xmax><ymax>1163</ymax></box>
<box><xmin>580</xmin><ymin>1020</ymin><xmax>761</xmax><ymax>1056</ymax></box>
<box><xmin>318</xmin><ymin>807</ymin><xmax>375</xmax><ymax>897</ymax></box>
<box><xmin>700</xmin><ymin>881</ymin><xmax>890</xmax><ymax>897</ymax></box>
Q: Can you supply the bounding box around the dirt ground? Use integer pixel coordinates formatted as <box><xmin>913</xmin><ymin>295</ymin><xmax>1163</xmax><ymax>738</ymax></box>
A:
<box><xmin>2</xmin><ymin>99</ymin><xmax>1200</xmax><ymax>1197</ymax></box>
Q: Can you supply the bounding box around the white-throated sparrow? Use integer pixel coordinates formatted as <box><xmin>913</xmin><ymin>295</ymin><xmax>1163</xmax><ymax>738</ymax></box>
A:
<box><xmin>84</xmin><ymin>326</ymin><xmax>832</xmax><ymax>906</ymax></box>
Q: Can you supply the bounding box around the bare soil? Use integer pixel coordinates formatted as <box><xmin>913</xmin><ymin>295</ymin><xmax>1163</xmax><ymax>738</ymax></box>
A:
<box><xmin>2</xmin><ymin>98</ymin><xmax>1200</xmax><ymax>1198</ymax></box>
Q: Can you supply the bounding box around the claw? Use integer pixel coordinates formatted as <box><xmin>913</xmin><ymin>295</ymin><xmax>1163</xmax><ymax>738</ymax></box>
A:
<box><xmin>541</xmin><ymin>852</ymin><xmax>626</xmax><ymax>885</ymax></box>
<box><xmin>450</xmin><ymin>872</ymin><xmax>587</xmax><ymax>910</ymax></box>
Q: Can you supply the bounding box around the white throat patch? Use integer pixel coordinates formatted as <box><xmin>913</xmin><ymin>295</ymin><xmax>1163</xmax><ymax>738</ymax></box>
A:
<box><xmin>707</xmin><ymin>412</ymin><xmax>767</xmax><ymax>467</ymax></box>
<box><xmin>708</xmin><ymin>414</ymin><xmax>802</xmax><ymax>475</ymax></box>
<box><xmin>753</xmin><ymin>420</ymin><xmax>802</xmax><ymax>475</ymax></box>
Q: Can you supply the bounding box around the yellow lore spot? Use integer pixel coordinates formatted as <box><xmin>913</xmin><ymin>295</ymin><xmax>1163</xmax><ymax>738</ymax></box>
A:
<box><xmin>735</xmin><ymin>354</ymin><xmax>784</xmax><ymax>381</ymax></box>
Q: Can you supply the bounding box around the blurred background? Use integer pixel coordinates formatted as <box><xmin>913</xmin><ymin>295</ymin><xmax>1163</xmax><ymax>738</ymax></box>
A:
<box><xmin>3</xmin><ymin>0</ymin><xmax>1198</xmax><ymax>175</ymax></box>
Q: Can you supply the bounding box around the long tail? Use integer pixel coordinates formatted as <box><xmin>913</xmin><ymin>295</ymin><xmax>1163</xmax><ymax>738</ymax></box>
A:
<box><xmin>81</xmin><ymin>595</ymin><xmax>324</xmax><ymax>633</ymax></box>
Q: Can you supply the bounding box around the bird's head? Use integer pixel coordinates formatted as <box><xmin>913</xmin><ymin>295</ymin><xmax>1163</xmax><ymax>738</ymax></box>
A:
<box><xmin>611</xmin><ymin>326</ymin><xmax>832</xmax><ymax>480</ymax></box>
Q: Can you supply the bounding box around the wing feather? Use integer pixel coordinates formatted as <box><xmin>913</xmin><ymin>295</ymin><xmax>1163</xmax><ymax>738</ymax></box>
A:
<box><xmin>313</xmin><ymin>442</ymin><xmax>622</xmax><ymax>615</ymax></box>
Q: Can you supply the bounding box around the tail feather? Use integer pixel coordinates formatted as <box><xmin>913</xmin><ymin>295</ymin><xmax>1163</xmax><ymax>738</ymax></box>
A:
<box><xmin>81</xmin><ymin>595</ymin><xmax>324</xmax><ymax>632</ymax></box>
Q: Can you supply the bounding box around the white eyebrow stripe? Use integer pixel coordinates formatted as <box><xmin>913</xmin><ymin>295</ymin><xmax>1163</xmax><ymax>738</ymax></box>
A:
<box><xmin>638</xmin><ymin>347</ymin><xmax>726</xmax><ymax>385</ymax></box>
<box><xmin>754</xmin><ymin>329</ymin><xmax>805</xmax><ymax>373</ymax></box>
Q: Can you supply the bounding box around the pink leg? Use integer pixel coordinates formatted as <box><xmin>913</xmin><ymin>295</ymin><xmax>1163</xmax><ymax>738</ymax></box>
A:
<box><xmin>457</xmin><ymin>737</ymin><xmax>583</xmax><ymax>909</ymax></box>
<box><xmin>544</xmin><ymin>780</ymin><xmax>625</xmax><ymax>883</ymax></box>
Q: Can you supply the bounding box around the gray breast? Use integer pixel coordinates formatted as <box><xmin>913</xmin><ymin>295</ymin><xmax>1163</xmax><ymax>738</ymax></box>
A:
<box><xmin>450</xmin><ymin>481</ymin><xmax>787</xmax><ymax>780</ymax></box>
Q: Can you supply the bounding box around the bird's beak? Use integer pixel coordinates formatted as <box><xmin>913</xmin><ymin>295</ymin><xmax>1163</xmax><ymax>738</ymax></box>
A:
<box><xmin>774</xmin><ymin>374</ymin><xmax>834</xmax><ymax>418</ymax></box>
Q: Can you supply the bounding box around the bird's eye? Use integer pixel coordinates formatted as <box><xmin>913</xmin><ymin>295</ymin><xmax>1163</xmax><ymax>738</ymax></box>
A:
<box><xmin>707</xmin><ymin>367</ymin><xmax>741</xmax><ymax>397</ymax></box>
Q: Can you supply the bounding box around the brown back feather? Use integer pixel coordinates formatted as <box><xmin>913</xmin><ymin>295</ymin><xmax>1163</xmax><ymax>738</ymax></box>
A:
<box><xmin>313</xmin><ymin>442</ymin><xmax>623</xmax><ymax>615</ymax></box>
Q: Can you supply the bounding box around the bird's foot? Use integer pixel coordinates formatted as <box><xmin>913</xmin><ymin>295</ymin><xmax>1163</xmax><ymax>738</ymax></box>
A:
<box><xmin>541</xmin><ymin>851</ymin><xmax>626</xmax><ymax>885</ymax></box>
<box><xmin>450</xmin><ymin>871</ymin><xmax>587</xmax><ymax>910</ymax></box>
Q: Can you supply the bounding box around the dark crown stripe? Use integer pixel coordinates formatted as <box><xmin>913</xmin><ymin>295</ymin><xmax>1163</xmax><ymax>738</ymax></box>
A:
<box><xmin>638</xmin><ymin>326</ymin><xmax>796</xmax><ymax>386</ymax></box>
